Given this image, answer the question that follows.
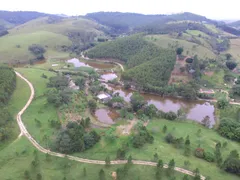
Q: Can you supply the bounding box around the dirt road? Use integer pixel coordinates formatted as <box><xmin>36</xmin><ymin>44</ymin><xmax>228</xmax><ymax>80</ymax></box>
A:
<box><xmin>15</xmin><ymin>71</ymin><xmax>205</xmax><ymax>180</ymax></box>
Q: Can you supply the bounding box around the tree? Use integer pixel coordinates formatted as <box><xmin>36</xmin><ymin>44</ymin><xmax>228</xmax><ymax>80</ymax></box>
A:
<box><xmin>105</xmin><ymin>155</ymin><xmax>111</xmax><ymax>167</ymax></box>
<box><xmin>225</xmin><ymin>53</ymin><xmax>232</xmax><ymax>60</ymax></box>
<box><xmin>28</xmin><ymin>44</ymin><xmax>46</xmax><ymax>59</ymax></box>
<box><xmin>193</xmin><ymin>168</ymin><xmax>201</xmax><ymax>180</ymax></box>
<box><xmin>24</xmin><ymin>170</ymin><xmax>30</xmax><ymax>179</ymax></box>
<box><xmin>157</xmin><ymin>160</ymin><xmax>164</xmax><ymax>169</ymax></box>
<box><xmin>99</xmin><ymin>169</ymin><xmax>106</xmax><ymax>180</ymax></box>
<box><xmin>83</xmin><ymin>167</ymin><xmax>87</xmax><ymax>177</ymax></box>
<box><xmin>144</xmin><ymin>104</ymin><xmax>158</xmax><ymax>118</ymax></box>
<box><xmin>167</xmin><ymin>159</ymin><xmax>175</xmax><ymax>176</ymax></box>
<box><xmin>215</xmin><ymin>144</ymin><xmax>223</xmax><ymax>167</ymax></box>
<box><xmin>201</xmin><ymin>116</ymin><xmax>211</xmax><ymax>128</ymax></box>
<box><xmin>165</xmin><ymin>133</ymin><xmax>175</xmax><ymax>144</ymax></box>
<box><xmin>36</xmin><ymin>173</ymin><xmax>42</xmax><ymax>180</ymax></box>
<box><xmin>182</xmin><ymin>175</ymin><xmax>189</xmax><ymax>180</ymax></box>
<box><xmin>130</xmin><ymin>92</ymin><xmax>146</xmax><ymax>112</ymax></box>
<box><xmin>163</xmin><ymin>125</ymin><xmax>167</xmax><ymax>133</ymax></box>
<box><xmin>88</xmin><ymin>99</ymin><xmax>97</xmax><ymax>112</ymax></box>
<box><xmin>217</xmin><ymin>98</ymin><xmax>229</xmax><ymax>109</ymax></box>
<box><xmin>154</xmin><ymin>153</ymin><xmax>159</xmax><ymax>162</ymax></box>
<box><xmin>226</xmin><ymin>61</ymin><xmax>237</xmax><ymax>70</ymax></box>
<box><xmin>232</xmin><ymin>84</ymin><xmax>240</xmax><ymax>96</ymax></box>
<box><xmin>222</xmin><ymin>150</ymin><xmax>240</xmax><ymax>175</ymax></box>
<box><xmin>75</xmin><ymin>78</ymin><xmax>86</xmax><ymax>90</ymax></box>
<box><xmin>116</xmin><ymin>148</ymin><xmax>126</xmax><ymax>160</ymax></box>
<box><xmin>184</xmin><ymin>136</ymin><xmax>191</xmax><ymax>156</ymax></box>
<box><xmin>127</xmin><ymin>155</ymin><xmax>133</xmax><ymax>164</ymax></box>
<box><xmin>176</xmin><ymin>47</ymin><xmax>184</xmax><ymax>55</ymax></box>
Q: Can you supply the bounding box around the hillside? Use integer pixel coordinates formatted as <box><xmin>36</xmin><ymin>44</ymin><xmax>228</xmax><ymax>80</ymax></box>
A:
<box><xmin>87</xmin><ymin>12</ymin><xmax>214</xmax><ymax>34</ymax></box>
<box><xmin>87</xmin><ymin>34</ymin><xmax>176</xmax><ymax>88</ymax></box>
<box><xmin>145</xmin><ymin>34</ymin><xmax>216</xmax><ymax>59</ymax></box>
<box><xmin>0</xmin><ymin>10</ymin><xmax>48</xmax><ymax>26</ymax></box>
<box><xmin>0</xmin><ymin>16</ymin><xmax>105</xmax><ymax>63</ymax></box>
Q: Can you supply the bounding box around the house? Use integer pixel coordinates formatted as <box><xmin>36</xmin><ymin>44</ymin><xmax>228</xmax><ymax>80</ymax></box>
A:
<box><xmin>97</xmin><ymin>93</ymin><xmax>111</xmax><ymax>103</ymax></box>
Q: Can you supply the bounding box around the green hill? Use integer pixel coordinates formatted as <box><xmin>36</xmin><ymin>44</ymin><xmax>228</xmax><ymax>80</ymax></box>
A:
<box><xmin>87</xmin><ymin>34</ymin><xmax>176</xmax><ymax>88</ymax></box>
<box><xmin>145</xmin><ymin>34</ymin><xmax>216</xmax><ymax>59</ymax></box>
<box><xmin>0</xmin><ymin>16</ymin><xmax>105</xmax><ymax>63</ymax></box>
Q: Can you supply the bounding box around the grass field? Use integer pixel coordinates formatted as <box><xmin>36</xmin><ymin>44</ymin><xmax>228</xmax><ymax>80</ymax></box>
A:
<box><xmin>74</xmin><ymin>119</ymin><xmax>240</xmax><ymax>180</ymax></box>
<box><xmin>9</xmin><ymin>17</ymin><xmax>102</xmax><ymax>36</ymax></box>
<box><xmin>145</xmin><ymin>34</ymin><xmax>216</xmax><ymax>59</ymax></box>
<box><xmin>0</xmin><ymin>16</ymin><xmax>105</xmax><ymax>64</ymax></box>
<box><xmin>0</xmin><ymin>31</ymin><xmax>71</xmax><ymax>63</ymax></box>
<box><xmin>202</xmin><ymin>70</ymin><xmax>225</xmax><ymax>88</ymax></box>
<box><xmin>224</xmin><ymin>38</ymin><xmax>240</xmax><ymax>61</ymax></box>
<box><xmin>0</xmin><ymin>137</ymin><xmax>187</xmax><ymax>180</ymax></box>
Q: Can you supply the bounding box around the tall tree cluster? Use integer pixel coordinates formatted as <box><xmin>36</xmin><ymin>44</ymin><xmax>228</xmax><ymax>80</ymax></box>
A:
<box><xmin>0</xmin><ymin>65</ymin><xmax>16</xmax><ymax>141</ymax></box>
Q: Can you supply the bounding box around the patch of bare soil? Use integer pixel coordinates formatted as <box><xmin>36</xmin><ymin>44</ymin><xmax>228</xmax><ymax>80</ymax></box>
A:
<box><xmin>112</xmin><ymin>172</ymin><xmax>117</xmax><ymax>180</ymax></box>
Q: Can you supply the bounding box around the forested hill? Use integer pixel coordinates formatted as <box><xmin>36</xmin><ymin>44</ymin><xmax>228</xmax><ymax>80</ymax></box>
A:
<box><xmin>86</xmin><ymin>12</ymin><xmax>214</xmax><ymax>34</ymax></box>
<box><xmin>86</xmin><ymin>34</ymin><xmax>176</xmax><ymax>89</ymax></box>
<box><xmin>0</xmin><ymin>11</ymin><xmax>50</xmax><ymax>27</ymax></box>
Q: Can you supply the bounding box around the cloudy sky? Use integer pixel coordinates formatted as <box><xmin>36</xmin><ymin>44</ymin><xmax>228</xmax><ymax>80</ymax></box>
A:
<box><xmin>1</xmin><ymin>0</ymin><xmax>239</xmax><ymax>20</ymax></box>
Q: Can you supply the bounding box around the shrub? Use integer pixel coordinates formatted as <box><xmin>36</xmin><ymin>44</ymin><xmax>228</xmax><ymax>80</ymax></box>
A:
<box><xmin>186</xmin><ymin>58</ymin><xmax>193</xmax><ymax>63</ymax></box>
<box><xmin>194</xmin><ymin>148</ymin><xmax>205</xmax><ymax>159</ymax></box>
<box><xmin>204</xmin><ymin>152</ymin><xmax>215</xmax><ymax>162</ymax></box>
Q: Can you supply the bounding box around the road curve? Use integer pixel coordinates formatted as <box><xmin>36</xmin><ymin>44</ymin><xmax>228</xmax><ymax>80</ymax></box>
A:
<box><xmin>15</xmin><ymin>71</ymin><xmax>205</xmax><ymax>180</ymax></box>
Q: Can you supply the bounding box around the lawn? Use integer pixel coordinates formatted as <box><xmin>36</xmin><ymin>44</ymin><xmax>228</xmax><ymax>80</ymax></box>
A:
<box><xmin>145</xmin><ymin>34</ymin><xmax>216</xmax><ymax>59</ymax></box>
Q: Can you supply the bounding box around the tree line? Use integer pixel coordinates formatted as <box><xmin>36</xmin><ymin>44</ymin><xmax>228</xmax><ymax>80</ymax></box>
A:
<box><xmin>0</xmin><ymin>65</ymin><xmax>16</xmax><ymax>141</ymax></box>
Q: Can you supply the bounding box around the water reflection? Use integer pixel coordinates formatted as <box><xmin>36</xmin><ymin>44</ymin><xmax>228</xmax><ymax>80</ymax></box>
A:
<box><xmin>94</xmin><ymin>108</ymin><xmax>119</xmax><ymax>124</ymax></box>
<box><xmin>104</xmin><ymin>84</ymin><xmax>215</xmax><ymax>126</ymax></box>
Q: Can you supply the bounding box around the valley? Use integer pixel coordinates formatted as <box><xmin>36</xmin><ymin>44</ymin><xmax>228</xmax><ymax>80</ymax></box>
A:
<box><xmin>0</xmin><ymin>10</ymin><xmax>240</xmax><ymax>180</ymax></box>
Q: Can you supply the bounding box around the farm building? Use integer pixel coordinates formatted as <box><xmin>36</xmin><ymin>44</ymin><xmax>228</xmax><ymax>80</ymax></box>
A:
<box><xmin>97</xmin><ymin>93</ymin><xmax>111</xmax><ymax>103</ymax></box>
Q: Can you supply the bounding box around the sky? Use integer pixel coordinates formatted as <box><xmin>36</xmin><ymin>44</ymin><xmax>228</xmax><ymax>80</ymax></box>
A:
<box><xmin>1</xmin><ymin>0</ymin><xmax>240</xmax><ymax>20</ymax></box>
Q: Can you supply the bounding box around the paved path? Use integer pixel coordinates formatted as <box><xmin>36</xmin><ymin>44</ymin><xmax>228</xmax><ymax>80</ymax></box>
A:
<box><xmin>15</xmin><ymin>71</ymin><xmax>205</xmax><ymax>180</ymax></box>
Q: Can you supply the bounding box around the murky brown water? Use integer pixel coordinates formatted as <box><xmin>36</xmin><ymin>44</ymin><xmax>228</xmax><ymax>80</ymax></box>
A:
<box><xmin>101</xmin><ymin>73</ymin><xmax>118</xmax><ymax>81</ymax></box>
<box><xmin>94</xmin><ymin>108</ymin><xmax>119</xmax><ymax>124</ymax></box>
<box><xmin>104</xmin><ymin>84</ymin><xmax>216</xmax><ymax>126</ymax></box>
<box><xmin>67</xmin><ymin>58</ymin><xmax>115</xmax><ymax>69</ymax></box>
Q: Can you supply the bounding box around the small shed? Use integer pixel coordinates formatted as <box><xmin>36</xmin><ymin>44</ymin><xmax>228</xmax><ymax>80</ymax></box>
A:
<box><xmin>97</xmin><ymin>93</ymin><xmax>111</xmax><ymax>103</ymax></box>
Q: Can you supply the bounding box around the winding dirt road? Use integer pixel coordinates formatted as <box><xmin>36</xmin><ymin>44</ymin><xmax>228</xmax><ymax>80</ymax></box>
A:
<box><xmin>15</xmin><ymin>71</ymin><xmax>205</xmax><ymax>180</ymax></box>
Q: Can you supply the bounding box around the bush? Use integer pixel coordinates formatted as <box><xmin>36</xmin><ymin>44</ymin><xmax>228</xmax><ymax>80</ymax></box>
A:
<box><xmin>194</xmin><ymin>148</ymin><xmax>205</xmax><ymax>159</ymax></box>
<box><xmin>226</xmin><ymin>61</ymin><xmax>237</xmax><ymax>70</ymax></box>
<box><xmin>165</xmin><ymin>133</ymin><xmax>175</xmax><ymax>144</ymax></box>
<box><xmin>204</xmin><ymin>152</ymin><xmax>215</xmax><ymax>162</ymax></box>
<box><xmin>164</xmin><ymin>111</ymin><xmax>177</xmax><ymax>121</ymax></box>
<box><xmin>186</xmin><ymin>58</ymin><xmax>193</xmax><ymax>63</ymax></box>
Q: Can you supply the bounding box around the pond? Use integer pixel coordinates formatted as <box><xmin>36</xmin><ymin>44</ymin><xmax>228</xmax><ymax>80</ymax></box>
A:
<box><xmin>94</xmin><ymin>108</ymin><xmax>120</xmax><ymax>124</ymax></box>
<box><xmin>104</xmin><ymin>84</ymin><xmax>216</xmax><ymax>126</ymax></box>
<box><xmin>67</xmin><ymin>58</ymin><xmax>115</xmax><ymax>69</ymax></box>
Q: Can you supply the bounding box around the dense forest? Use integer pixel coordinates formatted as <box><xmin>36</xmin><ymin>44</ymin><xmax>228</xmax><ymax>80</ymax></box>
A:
<box><xmin>87</xmin><ymin>35</ymin><xmax>149</xmax><ymax>62</ymax></box>
<box><xmin>0</xmin><ymin>65</ymin><xmax>16</xmax><ymax>141</ymax></box>
<box><xmin>123</xmin><ymin>51</ymin><xmax>176</xmax><ymax>88</ymax></box>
